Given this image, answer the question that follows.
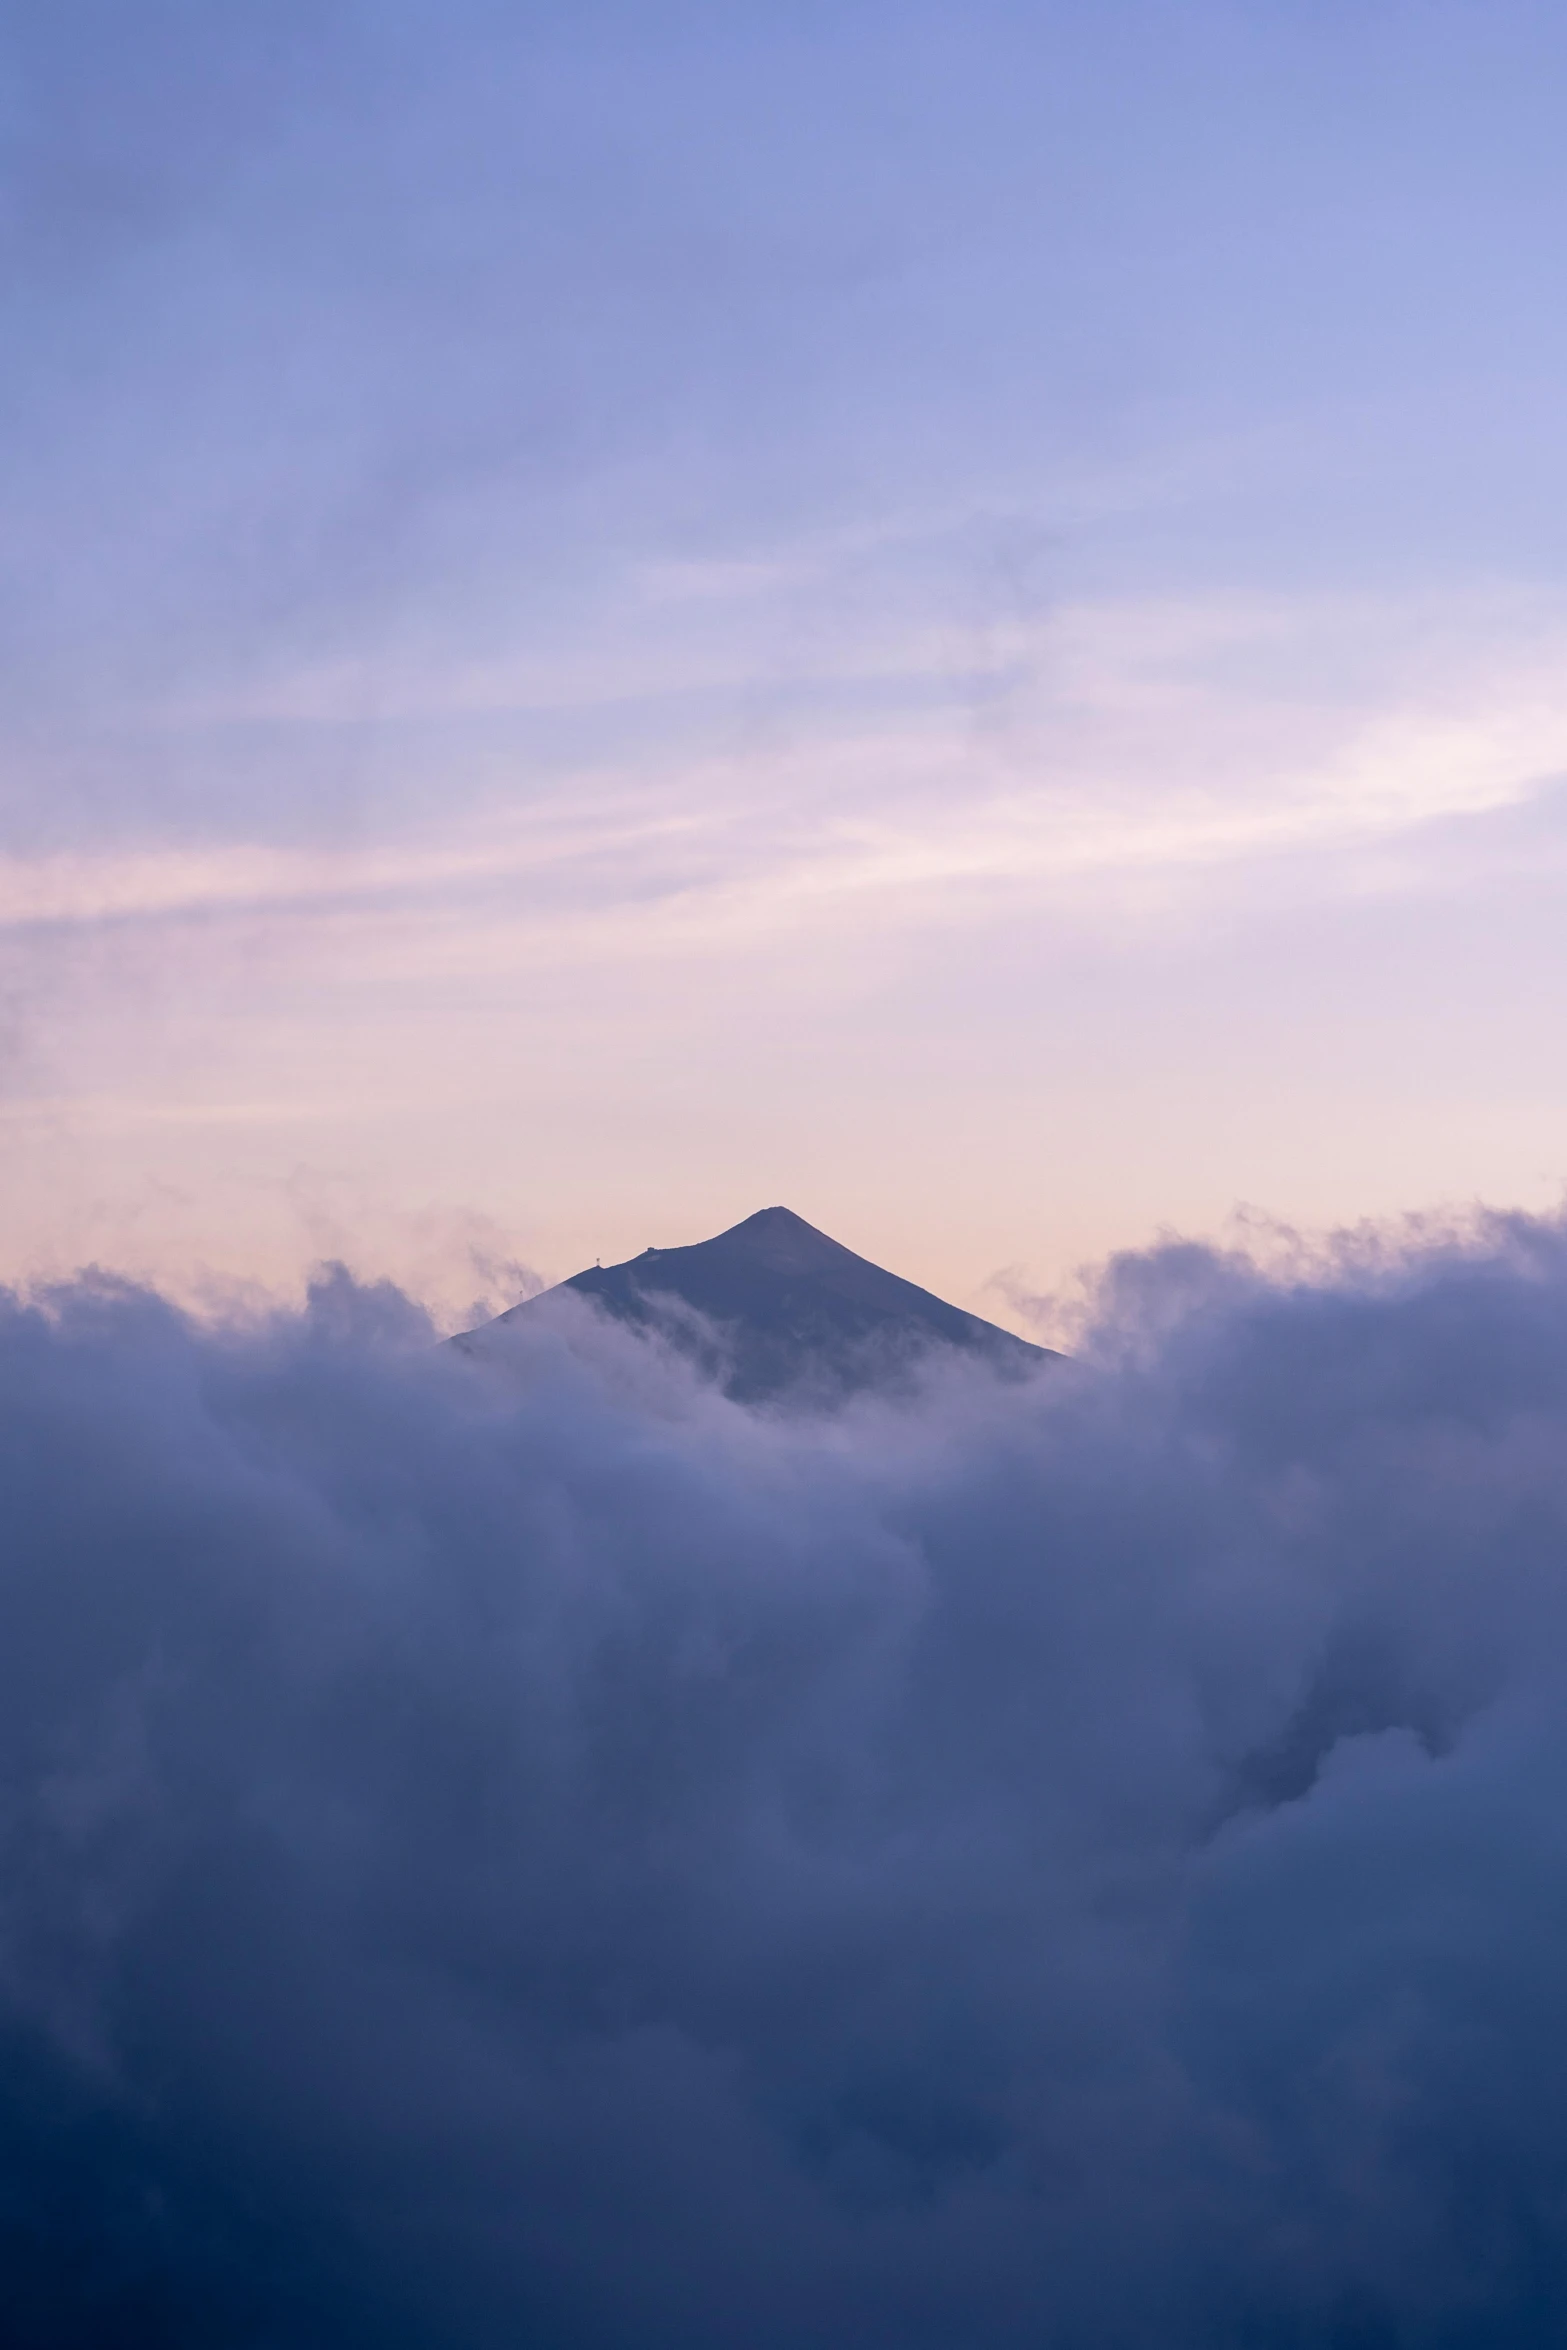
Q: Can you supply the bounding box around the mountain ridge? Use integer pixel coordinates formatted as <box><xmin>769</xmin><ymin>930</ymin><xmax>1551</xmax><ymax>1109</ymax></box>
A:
<box><xmin>458</xmin><ymin>1205</ymin><xmax>1055</xmax><ymax>1402</ymax></box>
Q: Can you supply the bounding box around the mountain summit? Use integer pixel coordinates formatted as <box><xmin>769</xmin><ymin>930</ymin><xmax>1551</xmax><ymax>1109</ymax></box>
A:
<box><xmin>459</xmin><ymin>1205</ymin><xmax>1055</xmax><ymax>1402</ymax></box>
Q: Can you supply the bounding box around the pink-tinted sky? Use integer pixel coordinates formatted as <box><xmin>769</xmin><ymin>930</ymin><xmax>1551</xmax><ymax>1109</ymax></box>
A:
<box><xmin>7</xmin><ymin>1</ymin><xmax>1567</xmax><ymax>1327</ymax></box>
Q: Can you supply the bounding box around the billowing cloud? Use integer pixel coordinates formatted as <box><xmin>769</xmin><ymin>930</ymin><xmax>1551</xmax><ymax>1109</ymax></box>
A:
<box><xmin>5</xmin><ymin>1221</ymin><xmax>1567</xmax><ymax>2340</ymax></box>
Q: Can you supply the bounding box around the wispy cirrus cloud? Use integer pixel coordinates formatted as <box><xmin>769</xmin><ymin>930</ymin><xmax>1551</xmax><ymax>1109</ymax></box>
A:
<box><xmin>8</xmin><ymin>589</ymin><xmax>1567</xmax><ymax>948</ymax></box>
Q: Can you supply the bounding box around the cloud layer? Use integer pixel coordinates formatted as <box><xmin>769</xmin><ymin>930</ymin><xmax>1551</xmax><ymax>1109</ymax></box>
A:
<box><xmin>6</xmin><ymin>1224</ymin><xmax>1567</xmax><ymax>2340</ymax></box>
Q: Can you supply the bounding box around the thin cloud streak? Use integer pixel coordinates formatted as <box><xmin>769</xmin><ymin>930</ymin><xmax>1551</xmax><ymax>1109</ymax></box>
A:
<box><xmin>10</xmin><ymin>594</ymin><xmax>1567</xmax><ymax>946</ymax></box>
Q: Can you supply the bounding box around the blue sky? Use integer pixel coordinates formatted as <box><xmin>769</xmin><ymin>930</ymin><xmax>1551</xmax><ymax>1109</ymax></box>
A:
<box><xmin>7</xmin><ymin>1</ymin><xmax>1567</xmax><ymax>1318</ymax></box>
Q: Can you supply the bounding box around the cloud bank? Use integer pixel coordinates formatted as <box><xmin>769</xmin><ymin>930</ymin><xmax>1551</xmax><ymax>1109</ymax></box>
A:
<box><xmin>7</xmin><ymin>1223</ymin><xmax>1567</xmax><ymax>2342</ymax></box>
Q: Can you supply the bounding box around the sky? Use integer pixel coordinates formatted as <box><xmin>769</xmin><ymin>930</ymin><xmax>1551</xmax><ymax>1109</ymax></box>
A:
<box><xmin>7</xmin><ymin>0</ymin><xmax>1567</xmax><ymax>1320</ymax></box>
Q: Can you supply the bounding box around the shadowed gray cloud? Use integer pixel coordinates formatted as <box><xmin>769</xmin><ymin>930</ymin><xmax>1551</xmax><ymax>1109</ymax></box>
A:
<box><xmin>5</xmin><ymin>1222</ymin><xmax>1567</xmax><ymax>2340</ymax></box>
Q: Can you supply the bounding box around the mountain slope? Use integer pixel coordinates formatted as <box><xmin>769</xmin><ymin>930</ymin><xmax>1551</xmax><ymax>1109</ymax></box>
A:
<box><xmin>459</xmin><ymin>1206</ymin><xmax>1055</xmax><ymax>1402</ymax></box>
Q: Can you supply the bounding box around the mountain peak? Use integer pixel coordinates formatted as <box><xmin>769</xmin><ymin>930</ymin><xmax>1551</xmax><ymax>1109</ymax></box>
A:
<box><xmin>459</xmin><ymin>1206</ymin><xmax>1056</xmax><ymax>1405</ymax></box>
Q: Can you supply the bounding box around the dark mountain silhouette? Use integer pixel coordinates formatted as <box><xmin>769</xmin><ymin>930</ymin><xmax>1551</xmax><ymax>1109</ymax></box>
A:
<box><xmin>458</xmin><ymin>1206</ymin><xmax>1056</xmax><ymax>1403</ymax></box>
